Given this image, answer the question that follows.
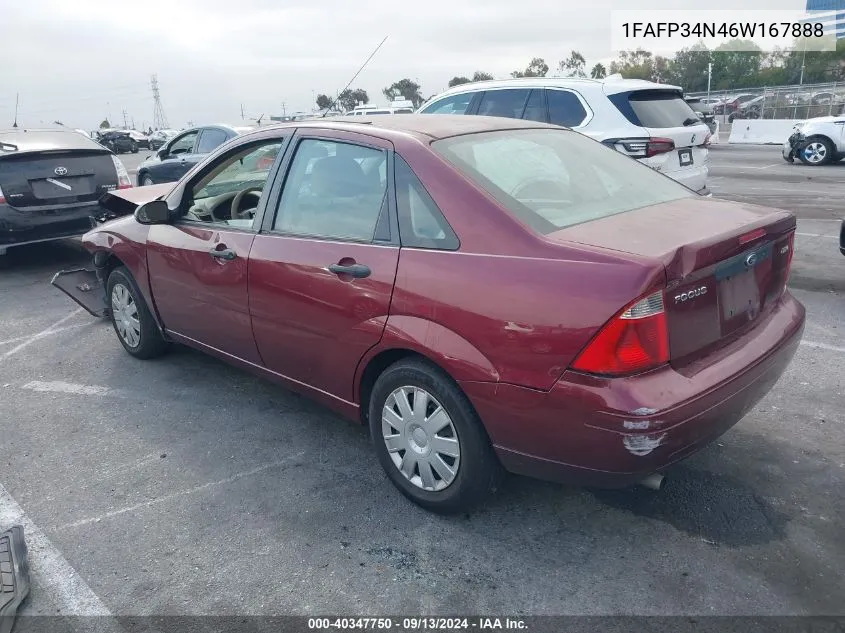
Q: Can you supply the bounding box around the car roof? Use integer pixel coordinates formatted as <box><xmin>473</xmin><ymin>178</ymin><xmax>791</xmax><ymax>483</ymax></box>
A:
<box><xmin>424</xmin><ymin>76</ymin><xmax>682</xmax><ymax>101</ymax></box>
<box><xmin>282</xmin><ymin>114</ymin><xmax>560</xmax><ymax>141</ymax></box>
<box><xmin>0</xmin><ymin>128</ymin><xmax>106</xmax><ymax>154</ymax></box>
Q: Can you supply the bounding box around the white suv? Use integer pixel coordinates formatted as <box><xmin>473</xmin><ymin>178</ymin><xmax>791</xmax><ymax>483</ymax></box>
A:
<box><xmin>418</xmin><ymin>77</ymin><xmax>712</xmax><ymax>194</ymax></box>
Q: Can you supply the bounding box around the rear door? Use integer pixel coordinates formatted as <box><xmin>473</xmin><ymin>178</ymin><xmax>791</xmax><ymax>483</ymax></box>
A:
<box><xmin>0</xmin><ymin>149</ymin><xmax>118</xmax><ymax>209</ymax></box>
<box><xmin>249</xmin><ymin>130</ymin><xmax>399</xmax><ymax>401</ymax></box>
<box><xmin>473</xmin><ymin>89</ymin><xmax>532</xmax><ymax>119</ymax></box>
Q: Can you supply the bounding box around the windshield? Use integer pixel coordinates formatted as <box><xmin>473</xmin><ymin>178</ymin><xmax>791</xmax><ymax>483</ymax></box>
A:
<box><xmin>432</xmin><ymin>128</ymin><xmax>693</xmax><ymax>235</ymax></box>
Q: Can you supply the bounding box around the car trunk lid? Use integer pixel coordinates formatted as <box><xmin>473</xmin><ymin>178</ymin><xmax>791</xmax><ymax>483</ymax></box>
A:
<box><xmin>0</xmin><ymin>149</ymin><xmax>118</xmax><ymax>208</ymax></box>
<box><xmin>547</xmin><ymin>197</ymin><xmax>795</xmax><ymax>364</ymax></box>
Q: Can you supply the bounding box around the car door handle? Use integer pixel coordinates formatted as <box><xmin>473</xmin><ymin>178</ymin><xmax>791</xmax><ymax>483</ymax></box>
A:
<box><xmin>328</xmin><ymin>263</ymin><xmax>371</xmax><ymax>278</ymax></box>
<box><xmin>209</xmin><ymin>247</ymin><xmax>237</xmax><ymax>261</ymax></box>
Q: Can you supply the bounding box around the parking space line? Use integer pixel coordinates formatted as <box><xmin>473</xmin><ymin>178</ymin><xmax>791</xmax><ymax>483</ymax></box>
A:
<box><xmin>742</xmin><ymin>163</ymin><xmax>782</xmax><ymax>170</ymax></box>
<box><xmin>795</xmin><ymin>232</ymin><xmax>837</xmax><ymax>239</ymax></box>
<box><xmin>0</xmin><ymin>309</ymin><xmax>84</xmax><ymax>361</ymax></box>
<box><xmin>0</xmin><ymin>323</ymin><xmax>89</xmax><ymax>347</ymax></box>
<box><xmin>22</xmin><ymin>381</ymin><xmax>113</xmax><ymax>396</ymax></box>
<box><xmin>801</xmin><ymin>340</ymin><xmax>845</xmax><ymax>354</ymax></box>
<box><xmin>0</xmin><ymin>484</ymin><xmax>125</xmax><ymax>630</ymax></box>
<box><xmin>55</xmin><ymin>451</ymin><xmax>306</xmax><ymax>531</ymax></box>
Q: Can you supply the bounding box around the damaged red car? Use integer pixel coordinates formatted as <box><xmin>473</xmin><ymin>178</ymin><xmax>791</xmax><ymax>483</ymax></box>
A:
<box><xmin>53</xmin><ymin>115</ymin><xmax>805</xmax><ymax>513</ymax></box>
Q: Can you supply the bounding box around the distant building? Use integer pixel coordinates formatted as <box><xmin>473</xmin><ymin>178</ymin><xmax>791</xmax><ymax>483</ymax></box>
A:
<box><xmin>806</xmin><ymin>0</ymin><xmax>845</xmax><ymax>38</ymax></box>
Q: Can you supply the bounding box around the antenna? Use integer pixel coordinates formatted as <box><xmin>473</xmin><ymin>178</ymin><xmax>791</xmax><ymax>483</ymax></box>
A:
<box><xmin>13</xmin><ymin>93</ymin><xmax>19</xmax><ymax>128</ymax></box>
<box><xmin>151</xmin><ymin>74</ymin><xmax>169</xmax><ymax>129</ymax></box>
<box><xmin>322</xmin><ymin>35</ymin><xmax>389</xmax><ymax>117</ymax></box>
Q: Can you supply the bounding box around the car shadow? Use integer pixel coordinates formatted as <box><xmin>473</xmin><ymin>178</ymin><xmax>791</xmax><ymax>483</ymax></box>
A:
<box><xmin>0</xmin><ymin>239</ymin><xmax>90</xmax><ymax>275</ymax></box>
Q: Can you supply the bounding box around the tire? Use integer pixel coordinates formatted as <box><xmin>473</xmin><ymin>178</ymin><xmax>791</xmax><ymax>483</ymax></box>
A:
<box><xmin>107</xmin><ymin>266</ymin><xmax>167</xmax><ymax>359</ymax></box>
<box><xmin>368</xmin><ymin>358</ymin><xmax>501</xmax><ymax>514</ymax></box>
<box><xmin>140</xmin><ymin>173</ymin><xmax>154</xmax><ymax>186</ymax></box>
<box><xmin>798</xmin><ymin>137</ymin><xmax>835</xmax><ymax>166</ymax></box>
<box><xmin>132</xmin><ymin>143</ymin><xmax>138</xmax><ymax>153</ymax></box>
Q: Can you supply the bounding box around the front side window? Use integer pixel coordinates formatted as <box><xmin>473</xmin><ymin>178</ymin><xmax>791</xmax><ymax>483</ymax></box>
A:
<box><xmin>168</xmin><ymin>132</ymin><xmax>198</xmax><ymax>156</ymax></box>
<box><xmin>433</xmin><ymin>129</ymin><xmax>692</xmax><ymax>235</ymax></box>
<box><xmin>419</xmin><ymin>93</ymin><xmax>474</xmax><ymax>115</ymax></box>
<box><xmin>273</xmin><ymin>139</ymin><xmax>388</xmax><ymax>242</ymax></box>
<box><xmin>196</xmin><ymin>129</ymin><xmax>229</xmax><ymax>154</ymax></box>
<box><xmin>183</xmin><ymin>140</ymin><xmax>284</xmax><ymax>229</ymax></box>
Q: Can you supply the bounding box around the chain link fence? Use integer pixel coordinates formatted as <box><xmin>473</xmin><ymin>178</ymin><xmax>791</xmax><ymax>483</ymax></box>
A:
<box><xmin>687</xmin><ymin>81</ymin><xmax>845</xmax><ymax>124</ymax></box>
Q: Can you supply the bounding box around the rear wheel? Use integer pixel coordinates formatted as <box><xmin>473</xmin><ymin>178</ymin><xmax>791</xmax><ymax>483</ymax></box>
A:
<box><xmin>107</xmin><ymin>267</ymin><xmax>167</xmax><ymax>359</ymax></box>
<box><xmin>368</xmin><ymin>358</ymin><xmax>501</xmax><ymax>514</ymax></box>
<box><xmin>798</xmin><ymin>137</ymin><xmax>834</xmax><ymax>166</ymax></box>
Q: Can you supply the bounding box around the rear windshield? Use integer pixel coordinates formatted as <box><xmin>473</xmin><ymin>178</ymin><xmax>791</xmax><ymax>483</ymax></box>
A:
<box><xmin>432</xmin><ymin>128</ymin><xmax>693</xmax><ymax>235</ymax></box>
<box><xmin>612</xmin><ymin>90</ymin><xmax>700</xmax><ymax>128</ymax></box>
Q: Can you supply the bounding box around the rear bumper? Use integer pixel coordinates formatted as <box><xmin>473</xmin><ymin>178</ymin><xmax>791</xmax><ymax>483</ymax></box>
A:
<box><xmin>463</xmin><ymin>293</ymin><xmax>805</xmax><ymax>488</ymax></box>
<box><xmin>0</xmin><ymin>201</ymin><xmax>100</xmax><ymax>249</ymax></box>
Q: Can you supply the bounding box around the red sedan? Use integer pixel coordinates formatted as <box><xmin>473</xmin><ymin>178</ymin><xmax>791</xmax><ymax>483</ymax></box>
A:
<box><xmin>54</xmin><ymin>115</ymin><xmax>805</xmax><ymax>513</ymax></box>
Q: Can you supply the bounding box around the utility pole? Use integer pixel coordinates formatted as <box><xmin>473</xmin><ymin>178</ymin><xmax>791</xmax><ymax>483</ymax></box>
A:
<box><xmin>241</xmin><ymin>104</ymin><xmax>245</xmax><ymax>120</ymax></box>
<box><xmin>281</xmin><ymin>102</ymin><xmax>286</xmax><ymax>116</ymax></box>
<box><xmin>12</xmin><ymin>93</ymin><xmax>19</xmax><ymax>128</ymax></box>
<box><xmin>151</xmin><ymin>74</ymin><xmax>169</xmax><ymax>129</ymax></box>
<box><xmin>706</xmin><ymin>62</ymin><xmax>712</xmax><ymax>103</ymax></box>
<box><xmin>122</xmin><ymin>109</ymin><xmax>128</xmax><ymax>129</ymax></box>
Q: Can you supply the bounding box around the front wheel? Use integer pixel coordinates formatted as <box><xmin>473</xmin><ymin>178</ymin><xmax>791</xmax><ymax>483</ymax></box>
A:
<box><xmin>798</xmin><ymin>137</ymin><xmax>835</xmax><ymax>166</ymax></box>
<box><xmin>140</xmin><ymin>173</ymin><xmax>155</xmax><ymax>186</ymax></box>
<box><xmin>368</xmin><ymin>358</ymin><xmax>501</xmax><ymax>514</ymax></box>
<box><xmin>107</xmin><ymin>267</ymin><xmax>168</xmax><ymax>359</ymax></box>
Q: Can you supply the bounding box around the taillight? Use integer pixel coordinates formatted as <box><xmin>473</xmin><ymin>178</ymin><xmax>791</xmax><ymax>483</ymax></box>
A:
<box><xmin>110</xmin><ymin>155</ymin><xmax>133</xmax><ymax>189</ymax></box>
<box><xmin>702</xmin><ymin>132</ymin><xmax>712</xmax><ymax>147</ymax></box>
<box><xmin>571</xmin><ymin>290</ymin><xmax>670</xmax><ymax>377</ymax></box>
<box><xmin>613</xmin><ymin>137</ymin><xmax>676</xmax><ymax>159</ymax></box>
<box><xmin>0</xmin><ymin>184</ymin><xmax>5</xmax><ymax>204</ymax></box>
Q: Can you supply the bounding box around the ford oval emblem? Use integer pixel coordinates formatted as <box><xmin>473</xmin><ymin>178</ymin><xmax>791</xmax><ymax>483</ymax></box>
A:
<box><xmin>745</xmin><ymin>252</ymin><xmax>758</xmax><ymax>267</ymax></box>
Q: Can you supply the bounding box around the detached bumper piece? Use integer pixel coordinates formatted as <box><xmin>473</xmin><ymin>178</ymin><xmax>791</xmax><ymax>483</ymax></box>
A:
<box><xmin>0</xmin><ymin>526</ymin><xmax>30</xmax><ymax>633</ymax></box>
<box><xmin>51</xmin><ymin>268</ymin><xmax>109</xmax><ymax>318</ymax></box>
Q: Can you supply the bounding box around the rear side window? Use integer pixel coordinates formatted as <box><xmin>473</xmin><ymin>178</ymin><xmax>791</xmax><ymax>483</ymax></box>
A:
<box><xmin>420</xmin><ymin>93</ymin><xmax>474</xmax><ymax>115</ymax></box>
<box><xmin>547</xmin><ymin>90</ymin><xmax>588</xmax><ymax>127</ymax></box>
<box><xmin>394</xmin><ymin>156</ymin><xmax>459</xmax><ymax>250</ymax></box>
<box><xmin>476</xmin><ymin>89</ymin><xmax>530</xmax><ymax>119</ymax></box>
<box><xmin>522</xmin><ymin>90</ymin><xmax>546</xmax><ymax>122</ymax></box>
<box><xmin>197</xmin><ymin>129</ymin><xmax>229</xmax><ymax>154</ymax></box>
<box><xmin>433</xmin><ymin>129</ymin><xmax>692</xmax><ymax>235</ymax></box>
<box><xmin>610</xmin><ymin>90</ymin><xmax>699</xmax><ymax>128</ymax></box>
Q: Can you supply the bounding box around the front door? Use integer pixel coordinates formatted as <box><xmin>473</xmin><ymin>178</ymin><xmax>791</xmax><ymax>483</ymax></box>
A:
<box><xmin>249</xmin><ymin>132</ymin><xmax>399</xmax><ymax>401</ymax></box>
<box><xmin>146</xmin><ymin>137</ymin><xmax>287</xmax><ymax>363</ymax></box>
<box><xmin>159</xmin><ymin>130</ymin><xmax>201</xmax><ymax>182</ymax></box>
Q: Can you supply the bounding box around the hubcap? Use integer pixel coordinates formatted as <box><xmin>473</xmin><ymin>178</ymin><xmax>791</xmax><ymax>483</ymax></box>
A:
<box><xmin>111</xmin><ymin>284</ymin><xmax>141</xmax><ymax>348</ymax></box>
<box><xmin>142</xmin><ymin>176</ymin><xmax>154</xmax><ymax>186</ymax></box>
<box><xmin>803</xmin><ymin>142</ymin><xmax>827</xmax><ymax>164</ymax></box>
<box><xmin>381</xmin><ymin>386</ymin><xmax>460</xmax><ymax>492</ymax></box>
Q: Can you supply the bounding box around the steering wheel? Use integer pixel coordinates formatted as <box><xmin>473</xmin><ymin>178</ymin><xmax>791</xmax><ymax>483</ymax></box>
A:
<box><xmin>230</xmin><ymin>187</ymin><xmax>263</xmax><ymax>220</ymax></box>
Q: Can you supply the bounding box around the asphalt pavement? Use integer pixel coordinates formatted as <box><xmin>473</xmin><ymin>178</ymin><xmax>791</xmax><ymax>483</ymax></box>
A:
<box><xmin>0</xmin><ymin>144</ymin><xmax>843</xmax><ymax>621</ymax></box>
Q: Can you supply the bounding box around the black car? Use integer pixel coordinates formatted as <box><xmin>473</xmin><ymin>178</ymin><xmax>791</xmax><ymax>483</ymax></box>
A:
<box><xmin>0</xmin><ymin>129</ymin><xmax>133</xmax><ymax>258</ymax></box>
<box><xmin>98</xmin><ymin>131</ymin><xmax>138</xmax><ymax>154</ymax></box>
<box><xmin>137</xmin><ymin>124</ymin><xmax>252</xmax><ymax>186</ymax></box>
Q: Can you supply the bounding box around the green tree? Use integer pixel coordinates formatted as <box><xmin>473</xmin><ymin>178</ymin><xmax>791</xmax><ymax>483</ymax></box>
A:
<box><xmin>99</xmin><ymin>119</ymin><xmax>110</xmax><ymax>129</ymax></box>
<box><xmin>511</xmin><ymin>57</ymin><xmax>549</xmax><ymax>78</ymax></box>
<box><xmin>472</xmin><ymin>71</ymin><xmax>494</xmax><ymax>81</ymax></box>
<box><xmin>666</xmin><ymin>44</ymin><xmax>711</xmax><ymax>92</ymax></box>
<box><xmin>383</xmin><ymin>79</ymin><xmax>424</xmax><ymax>108</ymax></box>
<box><xmin>315</xmin><ymin>94</ymin><xmax>332</xmax><ymax>110</ymax></box>
<box><xmin>711</xmin><ymin>40</ymin><xmax>763</xmax><ymax>90</ymax></box>
<box><xmin>338</xmin><ymin>88</ymin><xmax>369</xmax><ymax>112</ymax></box>
<box><xmin>448</xmin><ymin>76</ymin><xmax>471</xmax><ymax>87</ymax></box>
<box><xmin>609</xmin><ymin>49</ymin><xmax>672</xmax><ymax>81</ymax></box>
<box><xmin>558</xmin><ymin>51</ymin><xmax>586</xmax><ymax>78</ymax></box>
<box><xmin>590</xmin><ymin>63</ymin><xmax>607</xmax><ymax>79</ymax></box>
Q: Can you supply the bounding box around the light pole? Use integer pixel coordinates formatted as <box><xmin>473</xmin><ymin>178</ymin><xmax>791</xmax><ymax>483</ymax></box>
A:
<box><xmin>706</xmin><ymin>62</ymin><xmax>712</xmax><ymax>102</ymax></box>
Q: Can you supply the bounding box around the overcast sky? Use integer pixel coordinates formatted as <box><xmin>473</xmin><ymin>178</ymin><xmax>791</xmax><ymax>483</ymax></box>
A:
<box><xmin>2</xmin><ymin>0</ymin><xmax>805</xmax><ymax>131</ymax></box>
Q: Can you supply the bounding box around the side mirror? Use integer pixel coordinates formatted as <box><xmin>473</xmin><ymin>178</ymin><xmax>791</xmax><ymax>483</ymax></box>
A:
<box><xmin>135</xmin><ymin>200</ymin><xmax>170</xmax><ymax>225</ymax></box>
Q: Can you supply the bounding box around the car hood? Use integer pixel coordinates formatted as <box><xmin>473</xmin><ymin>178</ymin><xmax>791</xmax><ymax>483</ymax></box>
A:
<box><xmin>98</xmin><ymin>182</ymin><xmax>174</xmax><ymax>218</ymax></box>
